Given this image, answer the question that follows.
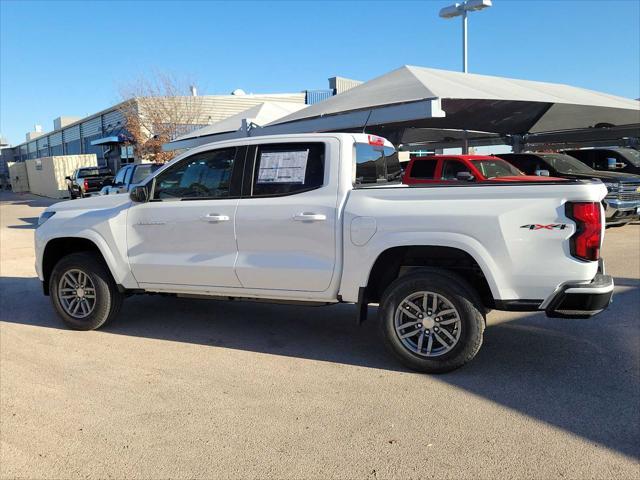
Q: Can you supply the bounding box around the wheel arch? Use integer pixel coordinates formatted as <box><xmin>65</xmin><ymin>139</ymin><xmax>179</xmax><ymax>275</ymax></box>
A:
<box><xmin>41</xmin><ymin>236</ymin><xmax>119</xmax><ymax>295</ymax></box>
<box><xmin>363</xmin><ymin>245</ymin><xmax>497</xmax><ymax>309</ymax></box>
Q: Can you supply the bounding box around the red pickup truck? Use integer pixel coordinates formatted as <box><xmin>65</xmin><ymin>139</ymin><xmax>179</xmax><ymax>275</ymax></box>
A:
<box><xmin>402</xmin><ymin>155</ymin><xmax>562</xmax><ymax>184</ymax></box>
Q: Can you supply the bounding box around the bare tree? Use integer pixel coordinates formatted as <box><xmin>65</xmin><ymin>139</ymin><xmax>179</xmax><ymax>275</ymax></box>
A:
<box><xmin>118</xmin><ymin>72</ymin><xmax>204</xmax><ymax>163</ymax></box>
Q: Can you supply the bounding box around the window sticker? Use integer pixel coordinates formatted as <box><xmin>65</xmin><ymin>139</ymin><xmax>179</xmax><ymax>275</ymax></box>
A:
<box><xmin>257</xmin><ymin>150</ymin><xmax>308</xmax><ymax>184</ymax></box>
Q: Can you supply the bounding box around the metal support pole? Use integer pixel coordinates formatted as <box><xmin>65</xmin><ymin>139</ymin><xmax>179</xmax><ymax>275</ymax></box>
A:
<box><xmin>461</xmin><ymin>10</ymin><xmax>469</xmax><ymax>153</ymax></box>
<box><xmin>462</xmin><ymin>10</ymin><xmax>468</xmax><ymax>73</ymax></box>
<box><xmin>462</xmin><ymin>129</ymin><xmax>469</xmax><ymax>154</ymax></box>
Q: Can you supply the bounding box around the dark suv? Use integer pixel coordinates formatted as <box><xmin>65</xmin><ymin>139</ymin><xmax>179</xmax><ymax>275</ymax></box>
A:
<box><xmin>563</xmin><ymin>148</ymin><xmax>640</xmax><ymax>175</ymax></box>
<box><xmin>498</xmin><ymin>152</ymin><xmax>640</xmax><ymax>226</ymax></box>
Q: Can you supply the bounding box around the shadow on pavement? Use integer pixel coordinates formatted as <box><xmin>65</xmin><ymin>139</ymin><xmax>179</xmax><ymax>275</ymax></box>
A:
<box><xmin>0</xmin><ymin>192</ymin><xmax>59</xmax><ymax>208</ymax></box>
<box><xmin>1</xmin><ymin>275</ymin><xmax>638</xmax><ymax>459</ymax></box>
<box><xmin>8</xmin><ymin>216</ymin><xmax>39</xmax><ymax>229</ymax></box>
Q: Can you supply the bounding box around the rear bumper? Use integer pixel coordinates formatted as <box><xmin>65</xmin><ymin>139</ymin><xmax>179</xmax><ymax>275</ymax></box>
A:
<box><xmin>604</xmin><ymin>198</ymin><xmax>639</xmax><ymax>224</ymax></box>
<box><xmin>542</xmin><ymin>273</ymin><xmax>614</xmax><ymax>319</ymax></box>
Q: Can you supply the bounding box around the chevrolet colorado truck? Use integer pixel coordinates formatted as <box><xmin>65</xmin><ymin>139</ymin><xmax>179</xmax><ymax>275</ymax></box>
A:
<box><xmin>35</xmin><ymin>133</ymin><xmax>614</xmax><ymax>372</ymax></box>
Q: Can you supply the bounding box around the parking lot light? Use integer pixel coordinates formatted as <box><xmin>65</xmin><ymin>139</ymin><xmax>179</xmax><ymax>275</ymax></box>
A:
<box><xmin>439</xmin><ymin>0</ymin><xmax>493</xmax><ymax>73</ymax></box>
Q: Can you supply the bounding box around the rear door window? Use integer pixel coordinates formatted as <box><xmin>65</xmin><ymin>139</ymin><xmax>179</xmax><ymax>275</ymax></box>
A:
<box><xmin>250</xmin><ymin>143</ymin><xmax>325</xmax><ymax>197</ymax></box>
<box><xmin>506</xmin><ymin>156</ymin><xmax>532</xmax><ymax>174</ymax></box>
<box><xmin>409</xmin><ymin>159</ymin><xmax>437</xmax><ymax>179</ymax></box>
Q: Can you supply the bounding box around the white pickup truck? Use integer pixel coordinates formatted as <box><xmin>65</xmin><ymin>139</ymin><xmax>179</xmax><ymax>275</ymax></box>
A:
<box><xmin>35</xmin><ymin>133</ymin><xmax>614</xmax><ymax>372</ymax></box>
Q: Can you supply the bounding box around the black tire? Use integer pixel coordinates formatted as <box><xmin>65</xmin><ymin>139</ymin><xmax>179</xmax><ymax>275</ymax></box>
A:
<box><xmin>379</xmin><ymin>269</ymin><xmax>485</xmax><ymax>373</ymax></box>
<box><xmin>49</xmin><ymin>252</ymin><xmax>124</xmax><ymax>331</ymax></box>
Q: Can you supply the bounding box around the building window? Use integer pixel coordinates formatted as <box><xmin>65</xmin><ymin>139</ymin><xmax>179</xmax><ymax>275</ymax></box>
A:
<box><xmin>50</xmin><ymin>145</ymin><xmax>63</xmax><ymax>156</ymax></box>
<box><xmin>120</xmin><ymin>145</ymin><xmax>135</xmax><ymax>164</ymax></box>
<box><xmin>64</xmin><ymin>140</ymin><xmax>81</xmax><ymax>155</ymax></box>
<box><xmin>83</xmin><ymin>135</ymin><xmax>103</xmax><ymax>159</ymax></box>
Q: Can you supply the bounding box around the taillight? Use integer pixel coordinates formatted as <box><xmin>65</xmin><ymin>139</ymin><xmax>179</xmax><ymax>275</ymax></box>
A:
<box><xmin>566</xmin><ymin>202</ymin><xmax>601</xmax><ymax>261</ymax></box>
<box><xmin>83</xmin><ymin>179</ymin><xmax>89</xmax><ymax>191</ymax></box>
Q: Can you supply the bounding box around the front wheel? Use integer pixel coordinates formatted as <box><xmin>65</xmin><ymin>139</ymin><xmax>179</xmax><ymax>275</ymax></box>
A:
<box><xmin>50</xmin><ymin>252</ymin><xmax>124</xmax><ymax>330</ymax></box>
<box><xmin>379</xmin><ymin>270</ymin><xmax>485</xmax><ymax>373</ymax></box>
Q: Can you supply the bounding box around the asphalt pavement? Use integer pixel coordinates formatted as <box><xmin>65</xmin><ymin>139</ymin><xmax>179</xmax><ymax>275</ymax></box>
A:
<box><xmin>1</xmin><ymin>190</ymin><xmax>638</xmax><ymax>479</ymax></box>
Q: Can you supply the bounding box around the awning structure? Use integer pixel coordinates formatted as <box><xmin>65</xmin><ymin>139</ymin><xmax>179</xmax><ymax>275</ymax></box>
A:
<box><xmin>260</xmin><ymin>66</ymin><xmax>640</xmax><ymax>149</ymax></box>
<box><xmin>90</xmin><ymin>134</ymin><xmax>128</xmax><ymax>146</ymax></box>
<box><xmin>164</xmin><ymin>101</ymin><xmax>308</xmax><ymax>151</ymax></box>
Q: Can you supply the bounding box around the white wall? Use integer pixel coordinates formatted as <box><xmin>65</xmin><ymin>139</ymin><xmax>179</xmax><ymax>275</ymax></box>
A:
<box><xmin>8</xmin><ymin>162</ymin><xmax>30</xmax><ymax>192</ymax></box>
<box><xmin>25</xmin><ymin>154</ymin><xmax>97</xmax><ymax>198</ymax></box>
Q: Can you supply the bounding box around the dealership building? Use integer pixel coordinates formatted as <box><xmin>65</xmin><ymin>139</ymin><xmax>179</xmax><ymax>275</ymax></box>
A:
<box><xmin>1</xmin><ymin>76</ymin><xmax>361</xmax><ymax>178</ymax></box>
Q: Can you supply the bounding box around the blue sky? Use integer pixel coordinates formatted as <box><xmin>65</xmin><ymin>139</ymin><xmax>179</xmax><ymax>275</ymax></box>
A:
<box><xmin>1</xmin><ymin>0</ymin><xmax>639</xmax><ymax>145</ymax></box>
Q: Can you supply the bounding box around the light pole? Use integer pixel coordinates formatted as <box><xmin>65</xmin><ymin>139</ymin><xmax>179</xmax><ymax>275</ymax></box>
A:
<box><xmin>439</xmin><ymin>0</ymin><xmax>492</xmax><ymax>73</ymax></box>
<box><xmin>439</xmin><ymin>0</ymin><xmax>492</xmax><ymax>153</ymax></box>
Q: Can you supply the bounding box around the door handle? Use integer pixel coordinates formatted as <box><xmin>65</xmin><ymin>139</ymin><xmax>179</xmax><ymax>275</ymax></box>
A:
<box><xmin>293</xmin><ymin>213</ymin><xmax>327</xmax><ymax>222</ymax></box>
<box><xmin>202</xmin><ymin>213</ymin><xmax>230</xmax><ymax>222</ymax></box>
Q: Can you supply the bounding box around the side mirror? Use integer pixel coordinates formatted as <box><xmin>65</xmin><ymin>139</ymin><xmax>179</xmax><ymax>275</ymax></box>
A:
<box><xmin>130</xmin><ymin>185</ymin><xmax>149</xmax><ymax>203</ymax></box>
<box><xmin>456</xmin><ymin>171</ymin><xmax>475</xmax><ymax>182</ymax></box>
<box><xmin>535</xmin><ymin>169</ymin><xmax>550</xmax><ymax>177</ymax></box>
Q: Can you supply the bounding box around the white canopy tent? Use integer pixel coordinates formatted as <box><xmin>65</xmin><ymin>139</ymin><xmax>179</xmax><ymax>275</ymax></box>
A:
<box><xmin>260</xmin><ymin>66</ymin><xmax>640</xmax><ymax>149</ymax></box>
<box><xmin>162</xmin><ymin>66</ymin><xmax>640</xmax><ymax>152</ymax></box>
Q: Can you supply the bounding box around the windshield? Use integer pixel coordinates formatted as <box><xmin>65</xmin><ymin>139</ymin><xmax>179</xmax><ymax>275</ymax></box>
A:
<box><xmin>78</xmin><ymin>167</ymin><xmax>111</xmax><ymax>177</ymax></box>
<box><xmin>471</xmin><ymin>159</ymin><xmax>523</xmax><ymax>178</ymax></box>
<box><xmin>538</xmin><ymin>153</ymin><xmax>595</xmax><ymax>174</ymax></box>
<box><xmin>132</xmin><ymin>164</ymin><xmax>160</xmax><ymax>184</ymax></box>
<box><xmin>354</xmin><ymin>143</ymin><xmax>401</xmax><ymax>185</ymax></box>
<box><xmin>617</xmin><ymin>148</ymin><xmax>640</xmax><ymax>167</ymax></box>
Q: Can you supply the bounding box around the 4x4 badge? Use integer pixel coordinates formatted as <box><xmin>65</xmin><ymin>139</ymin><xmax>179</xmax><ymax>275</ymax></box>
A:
<box><xmin>520</xmin><ymin>224</ymin><xmax>567</xmax><ymax>230</ymax></box>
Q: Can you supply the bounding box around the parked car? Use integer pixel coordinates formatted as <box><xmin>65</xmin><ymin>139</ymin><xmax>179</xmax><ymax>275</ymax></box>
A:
<box><xmin>498</xmin><ymin>152</ymin><xmax>640</xmax><ymax>226</ymax></box>
<box><xmin>402</xmin><ymin>155</ymin><xmax>563</xmax><ymax>184</ymax></box>
<box><xmin>36</xmin><ymin>133</ymin><xmax>613</xmax><ymax>373</ymax></box>
<box><xmin>562</xmin><ymin>147</ymin><xmax>640</xmax><ymax>175</ymax></box>
<box><xmin>100</xmin><ymin>163</ymin><xmax>162</xmax><ymax>195</ymax></box>
<box><xmin>66</xmin><ymin>167</ymin><xmax>113</xmax><ymax>199</ymax></box>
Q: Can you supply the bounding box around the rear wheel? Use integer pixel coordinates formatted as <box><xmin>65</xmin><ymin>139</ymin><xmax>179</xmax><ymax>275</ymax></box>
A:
<box><xmin>379</xmin><ymin>270</ymin><xmax>485</xmax><ymax>373</ymax></box>
<box><xmin>50</xmin><ymin>252</ymin><xmax>123</xmax><ymax>330</ymax></box>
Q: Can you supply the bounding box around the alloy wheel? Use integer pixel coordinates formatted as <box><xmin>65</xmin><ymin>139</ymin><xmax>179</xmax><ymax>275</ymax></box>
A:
<box><xmin>57</xmin><ymin>269</ymin><xmax>97</xmax><ymax>319</ymax></box>
<box><xmin>394</xmin><ymin>291</ymin><xmax>462</xmax><ymax>357</ymax></box>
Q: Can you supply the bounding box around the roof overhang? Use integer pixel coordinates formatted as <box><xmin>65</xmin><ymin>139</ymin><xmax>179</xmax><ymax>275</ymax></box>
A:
<box><xmin>90</xmin><ymin>135</ymin><xmax>122</xmax><ymax>146</ymax></box>
<box><xmin>164</xmin><ymin>130</ymin><xmax>249</xmax><ymax>151</ymax></box>
<box><xmin>261</xmin><ymin>98</ymin><xmax>445</xmax><ymax>135</ymax></box>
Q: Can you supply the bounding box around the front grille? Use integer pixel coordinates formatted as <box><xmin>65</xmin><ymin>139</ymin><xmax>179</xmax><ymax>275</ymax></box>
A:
<box><xmin>619</xmin><ymin>182</ymin><xmax>640</xmax><ymax>201</ymax></box>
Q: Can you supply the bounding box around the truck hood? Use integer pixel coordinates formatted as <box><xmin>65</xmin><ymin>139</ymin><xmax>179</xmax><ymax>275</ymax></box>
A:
<box><xmin>559</xmin><ymin>170</ymin><xmax>640</xmax><ymax>182</ymax></box>
<box><xmin>46</xmin><ymin>192</ymin><xmax>131</xmax><ymax>213</ymax></box>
